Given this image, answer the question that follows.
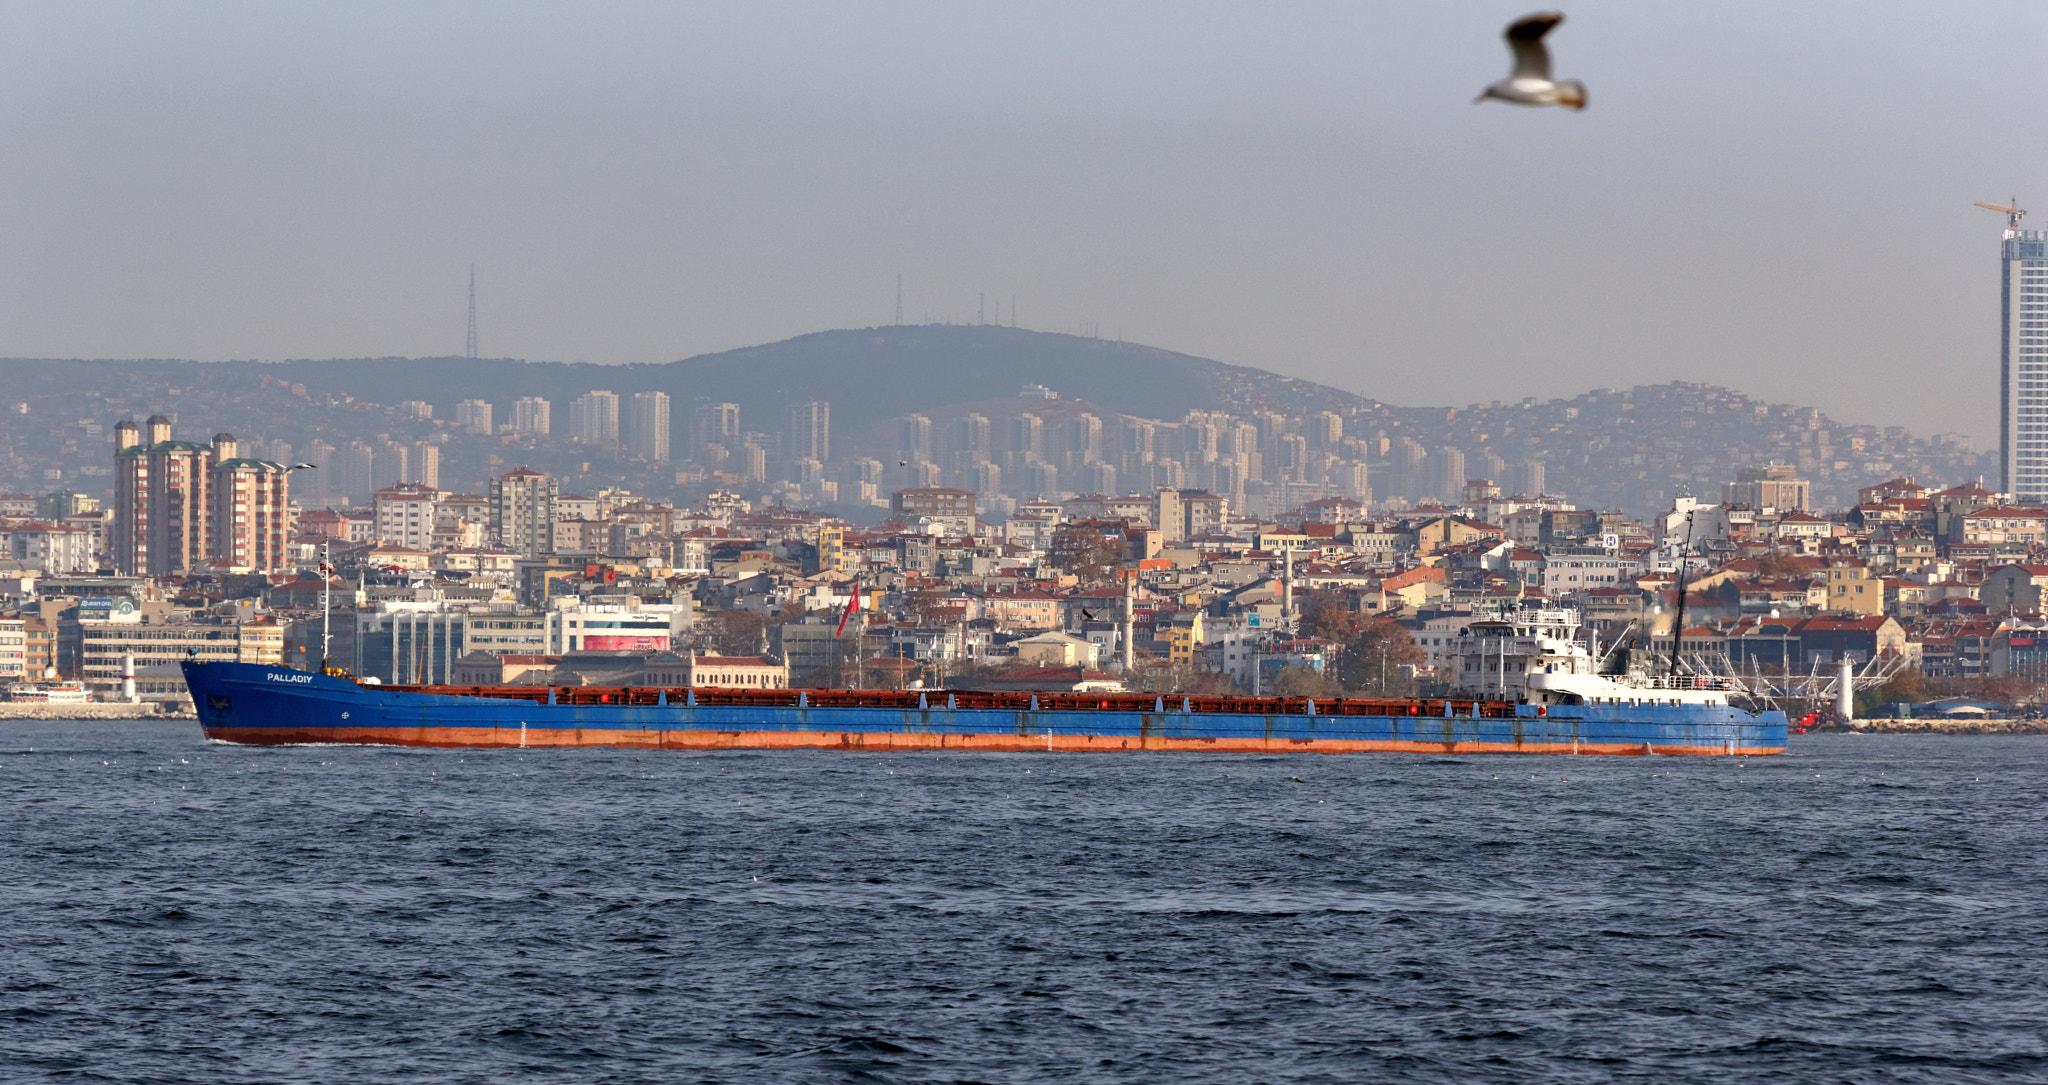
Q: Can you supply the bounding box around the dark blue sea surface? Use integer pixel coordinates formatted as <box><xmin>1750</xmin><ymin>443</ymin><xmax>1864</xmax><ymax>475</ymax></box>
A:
<box><xmin>2</xmin><ymin>722</ymin><xmax>2044</xmax><ymax>1084</ymax></box>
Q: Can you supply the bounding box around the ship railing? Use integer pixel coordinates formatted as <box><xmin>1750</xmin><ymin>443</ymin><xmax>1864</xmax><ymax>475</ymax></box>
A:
<box><xmin>373</xmin><ymin>682</ymin><xmax>1530</xmax><ymax>718</ymax></box>
<box><xmin>1632</xmin><ymin>674</ymin><xmax>1739</xmax><ymax>692</ymax></box>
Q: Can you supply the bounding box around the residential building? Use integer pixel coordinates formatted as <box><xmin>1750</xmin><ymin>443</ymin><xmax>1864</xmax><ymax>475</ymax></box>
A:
<box><xmin>1979</xmin><ymin>563</ymin><xmax>2048</xmax><ymax>613</ymax></box>
<box><xmin>490</xmin><ymin>468</ymin><xmax>558</xmax><ymax>557</ymax></box>
<box><xmin>627</xmin><ymin>391</ymin><xmax>671</xmax><ymax>462</ymax></box>
<box><xmin>1824</xmin><ymin>563</ymin><xmax>1884</xmax><ymax>616</ymax></box>
<box><xmin>372</xmin><ymin>483</ymin><xmax>441</xmax><ymax>550</ymax></box>
<box><xmin>892</xmin><ymin>487</ymin><xmax>977</xmax><ymax>520</ymax></box>
<box><xmin>1</xmin><ymin>523</ymin><xmax>95</xmax><ymax>574</ymax></box>
<box><xmin>0</xmin><ymin>617</ymin><xmax>23</xmax><ymax>683</ymax></box>
<box><xmin>410</xmin><ymin>441</ymin><xmax>441</xmax><ymax>489</ymax></box>
<box><xmin>691</xmin><ymin>401</ymin><xmax>740</xmax><ymax>458</ymax></box>
<box><xmin>111</xmin><ymin>421</ymin><xmax>293</xmax><ymax>575</ymax></box>
<box><xmin>511</xmin><ymin>396</ymin><xmax>552</xmax><ymax>437</ymax></box>
<box><xmin>209</xmin><ymin>434</ymin><xmax>293</xmax><ymax>573</ymax></box>
<box><xmin>1722</xmin><ymin>464</ymin><xmax>1811</xmax><ymax>513</ymax></box>
<box><xmin>568</xmin><ymin>390</ymin><xmax>620</xmax><ymax>446</ymax></box>
<box><xmin>454</xmin><ymin>399</ymin><xmax>494</xmax><ymax>436</ymax></box>
<box><xmin>788</xmin><ymin>401</ymin><xmax>830</xmax><ymax>464</ymax></box>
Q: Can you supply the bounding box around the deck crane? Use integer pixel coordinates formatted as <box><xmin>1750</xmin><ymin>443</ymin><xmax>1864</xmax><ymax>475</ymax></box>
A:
<box><xmin>1974</xmin><ymin>197</ymin><xmax>2027</xmax><ymax>233</ymax></box>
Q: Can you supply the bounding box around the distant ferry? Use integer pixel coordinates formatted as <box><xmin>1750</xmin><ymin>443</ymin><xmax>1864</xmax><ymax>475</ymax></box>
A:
<box><xmin>184</xmin><ymin>607</ymin><xmax>1785</xmax><ymax>756</ymax></box>
<box><xmin>5</xmin><ymin>681</ymin><xmax>92</xmax><ymax>705</ymax></box>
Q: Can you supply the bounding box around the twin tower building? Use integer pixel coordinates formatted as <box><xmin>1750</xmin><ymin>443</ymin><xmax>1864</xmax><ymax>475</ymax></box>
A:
<box><xmin>110</xmin><ymin>416</ymin><xmax>293</xmax><ymax>576</ymax></box>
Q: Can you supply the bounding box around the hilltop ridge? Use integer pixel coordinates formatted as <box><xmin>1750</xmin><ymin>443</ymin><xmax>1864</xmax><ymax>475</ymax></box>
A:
<box><xmin>0</xmin><ymin>325</ymin><xmax>1996</xmax><ymax>517</ymax></box>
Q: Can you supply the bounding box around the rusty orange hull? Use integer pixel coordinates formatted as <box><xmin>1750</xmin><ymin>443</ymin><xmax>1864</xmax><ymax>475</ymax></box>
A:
<box><xmin>201</xmin><ymin>722</ymin><xmax>1784</xmax><ymax>757</ymax></box>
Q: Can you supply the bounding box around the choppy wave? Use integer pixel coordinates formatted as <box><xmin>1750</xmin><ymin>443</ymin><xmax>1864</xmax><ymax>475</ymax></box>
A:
<box><xmin>2</xmin><ymin>722</ymin><xmax>2045</xmax><ymax>1083</ymax></box>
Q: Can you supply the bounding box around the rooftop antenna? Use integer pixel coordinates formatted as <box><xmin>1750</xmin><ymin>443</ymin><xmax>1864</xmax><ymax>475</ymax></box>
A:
<box><xmin>1974</xmin><ymin>197</ymin><xmax>2027</xmax><ymax>236</ymax></box>
<box><xmin>466</xmin><ymin>265</ymin><xmax>478</xmax><ymax>359</ymax></box>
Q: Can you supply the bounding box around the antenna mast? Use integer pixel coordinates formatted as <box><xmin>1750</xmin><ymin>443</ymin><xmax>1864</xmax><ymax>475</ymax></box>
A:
<box><xmin>895</xmin><ymin>275</ymin><xmax>904</xmax><ymax>325</ymax></box>
<box><xmin>1668</xmin><ymin>511</ymin><xmax>1694</xmax><ymax>680</ymax></box>
<box><xmin>466</xmin><ymin>265</ymin><xmax>478</xmax><ymax>359</ymax></box>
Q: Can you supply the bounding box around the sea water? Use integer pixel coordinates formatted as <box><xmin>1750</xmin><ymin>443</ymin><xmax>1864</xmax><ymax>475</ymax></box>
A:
<box><xmin>2</xmin><ymin>720</ymin><xmax>2043</xmax><ymax>1083</ymax></box>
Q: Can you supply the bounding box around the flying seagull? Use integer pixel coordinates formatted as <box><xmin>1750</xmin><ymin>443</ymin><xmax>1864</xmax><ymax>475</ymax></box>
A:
<box><xmin>286</xmin><ymin>462</ymin><xmax>317</xmax><ymax>470</ymax></box>
<box><xmin>1474</xmin><ymin>11</ymin><xmax>1586</xmax><ymax>110</ymax></box>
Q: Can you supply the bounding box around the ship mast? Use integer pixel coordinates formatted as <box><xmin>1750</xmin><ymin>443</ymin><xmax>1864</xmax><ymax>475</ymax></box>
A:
<box><xmin>1668</xmin><ymin>511</ymin><xmax>1694</xmax><ymax>680</ymax></box>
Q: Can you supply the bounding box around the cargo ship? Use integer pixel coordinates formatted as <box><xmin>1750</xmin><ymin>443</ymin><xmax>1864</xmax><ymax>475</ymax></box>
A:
<box><xmin>183</xmin><ymin>606</ymin><xmax>1787</xmax><ymax>756</ymax></box>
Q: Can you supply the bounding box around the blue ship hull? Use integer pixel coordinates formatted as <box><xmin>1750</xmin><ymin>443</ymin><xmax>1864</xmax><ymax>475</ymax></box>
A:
<box><xmin>183</xmin><ymin>662</ymin><xmax>1789</xmax><ymax>756</ymax></box>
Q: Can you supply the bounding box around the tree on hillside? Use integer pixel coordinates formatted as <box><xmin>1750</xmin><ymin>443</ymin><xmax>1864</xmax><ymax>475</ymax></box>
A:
<box><xmin>1271</xmin><ymin>663</ymin><xmax>1344</xmax><ymax>699</ymax></box>
<box><xmin>1338</xmin><ymin>620</ymin><xmax>1426</xmax><ymax>696</ymax></box>
<box><xmin>702</xmin><ymin>609</ymin><xmax>768</xmax><ymax>657</ymax></box>
<box><xmin>1293</xmin><ymin>588</ymin><xmax>1358</xmax><ymax>643</ymax></box>
<box><xmin>1127</xmin><ymin>659</ymin><xmax>1238</xmax><ymax>696</ymax></box>
<box><xmin>1050</xmin><ymin>525</ymin><xmax>1126</xmax><ymax>582</ymax></box>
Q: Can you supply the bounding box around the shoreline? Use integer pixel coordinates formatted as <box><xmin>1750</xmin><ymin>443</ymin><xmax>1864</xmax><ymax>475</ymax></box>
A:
<box><xmin>1834</xmin><ymin>719</ymin><xmax>2048</xmax><ymax>735</ymax></box>
<box><xmin>0</xmin><ymin>704</ymin><xmax>194</xmax><ymax>720</ymax></box>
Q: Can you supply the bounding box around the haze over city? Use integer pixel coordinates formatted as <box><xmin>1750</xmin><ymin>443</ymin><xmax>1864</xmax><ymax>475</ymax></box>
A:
<box><xmin>4</xmin><ymin>1</ymin><xmax>2045</xmax><ymax>442</ymax></box>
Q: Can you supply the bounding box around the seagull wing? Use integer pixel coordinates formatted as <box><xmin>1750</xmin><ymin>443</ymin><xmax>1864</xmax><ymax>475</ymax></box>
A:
<box><xmin>1504</xmin><ymin>11</ymin><xmax>1563</xmax><ymax>80</ymax></box>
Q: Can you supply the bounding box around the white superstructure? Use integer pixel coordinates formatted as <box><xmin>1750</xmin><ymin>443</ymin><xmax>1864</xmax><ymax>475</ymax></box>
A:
<box><xmin>1447</xmin><ymin>605</ymin><xmax>1738</xmax><ymax>708</ymax></box>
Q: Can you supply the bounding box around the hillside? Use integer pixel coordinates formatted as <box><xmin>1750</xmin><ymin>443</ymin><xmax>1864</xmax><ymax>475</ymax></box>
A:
<box><xmin>0</xmin><ymin>326</ymin><xmax>1998</xmax><ymax>517</ymax></box>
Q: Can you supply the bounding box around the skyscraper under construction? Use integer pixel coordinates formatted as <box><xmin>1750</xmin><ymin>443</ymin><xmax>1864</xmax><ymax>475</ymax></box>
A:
<box><xmin>1990</xmin><ymin>199</ymin><xmax>2048</xmax><ymax>502</ymax></box>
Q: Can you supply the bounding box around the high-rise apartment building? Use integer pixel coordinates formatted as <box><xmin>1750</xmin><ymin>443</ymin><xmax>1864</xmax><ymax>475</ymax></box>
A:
<box><xmin>302</xmin><ymin>439</ymin><xmax>336</xmax><ymax>500</ymax></box>
<box><xmin>627</xmin><ymin>391</ymin><xmax>671</xmax><ymax>462</ymax></box>
<box><xmin>336</xmin><ymin>441</ymin><xmax>375</xmax><ymax>503</ymax></box>
<box><xmin>691</xmin><ymin>402</ymin><xmax>740</xmax><ymax>459</ymax></box>
<box><xmin>111</xmin><ymin>420</ymin><xmax>293</xmax><ymax>575</ymax></box>
<box><xmin>373</xmin><ymin>441</ymin><xmax>409</xmax><ymax>492</ymax></box>
<box><xmin>788</xmin><ymin>401</ymin><xmax>830</xmax><ymax>464</ymax></box>
<box><xmin>2001</xmin><ymin>223</ymin><xmax>2048</xmax><ymax>502</ymax></box>
<box><xmin>489</xmin><ymin>468</ymin><xmax>558</xmax><ymax>557</ymax></box>
<box><xmin>897</xmin><ymin>414</ymin><xmax>933</xmax><ymax>464</ymax></box>
<box><xmin>454</xmin><ymin>399</ymin><xmax>494</xmax><ymax>436</ymax></box>
<box><xmin>568</xmin><ymin>391</ymin><xmax>620</xmax><ymax>446</ymax></box>
<box><xmin>210</xmin><ymin>434</ymin><xmax>292</xmax><ymax>572</ymax></box>
<box><xmin>511</xmin><ymin>396</ymin><xmax>551</xmax><ymax>437</ymax></box>
<box><xmin>411</xmin><ymin>441</ymin><xmax>441</xmax><ymax>489</ymax></box>
<box><xmin>374</xmin><ymin>482</ymin><xmax>441</xmax><ymax>551</ymax></box>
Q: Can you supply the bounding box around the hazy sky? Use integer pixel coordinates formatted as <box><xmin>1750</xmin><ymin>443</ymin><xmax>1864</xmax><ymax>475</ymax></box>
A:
<box><xmin>3</xmin><ymin>1</ymin><xmax>2045</xmax><ymax>442</ymax></box>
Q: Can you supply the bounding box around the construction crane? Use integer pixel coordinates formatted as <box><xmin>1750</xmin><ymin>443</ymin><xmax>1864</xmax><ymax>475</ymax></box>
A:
<box><xmin>1975</xmin><ymin>197</ymin><xmax>2027</xmax><ymax>232</ymax></box>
